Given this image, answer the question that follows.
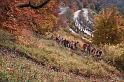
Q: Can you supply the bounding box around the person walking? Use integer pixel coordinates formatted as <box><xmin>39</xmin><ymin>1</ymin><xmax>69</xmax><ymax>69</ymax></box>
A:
<box><xmin>86</xmin><ymin>44</ymin><xmax>92</xmax><ymax>55</ymax></box>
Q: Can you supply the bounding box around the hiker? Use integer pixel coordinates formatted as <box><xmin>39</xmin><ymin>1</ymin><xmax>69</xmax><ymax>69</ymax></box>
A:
<box><xmin>69</xmin><ymin>41</ymin><xmax>73</xmax><ymax>49</ymax></box>
<box><xmin>66</xmin><ymin>40</ymin><xmax>69</xmax><ymax>47</ymax></box>
<box><xmin>82</xmin><ymin>43</ymin><xmax>87</xmax><ymax>53</ymax></box>
<box><xmin>86</xmin><ymin>44</ymin><xmax>92</xmax><ymax>55</ymax></box>
<box><xmin>96</xmin><ymin>50</ymin><xmax>102</xmax><ymax>58</ymax></box>
<box><xmin>67</xmin><ymin>40</ymin><xmax>71</xmax><ymax>48</ymax></box>
<box><xmin>59</xmin><ymin>37</ymin><xmax>63</xmax><ymax>45</ymax></box>
<box><xmin>98</xmin><ymin>50</ymin><xmax>103</xmax><ymax>57</ymax></box>
<box><xmin>74</xmin><ymin>41</ymin><xmax>80</xmax><ymax>50</ymax></box>
<box><xmin>73</xmin><ymin>42</ymin><xmax>76</xmax><ymax>50</ymax></box>
<box><xmin>59</xmin><ymin>37</ymin><xmax>61</xmax><ymax>44</ymax></box>
<box><xmin>63</xmin><ymin>39</ymin><xmax>67</xmax><ymax>47</ymax></box>
<box><xmin>57</xmin><ymin>36</ymin><xmax>61</xmax><ymax>44</ymax></box>
<box><xmin>70</xmin><ymin>41</ymin><xmax>74</xmax><ymax>50</ymax></box>
<box><xmin>91</xmin><ymin>47</ymin><xmax>96</xmax><ymax>56</ymax></box>
<box><xmin>67</xmin><ymin>41</ymin><xmax>70</xmax><ymax>48</ymax></box>
<box><xmin>55</xmin><ymin>36</ymin><xmax>59</xmax><ymax>43</ymax></box>
<box><xmin>91</xmin><ymin>47</ymin><xmax>96</xmax><ymax>55</ymax></box>
<box><xmin>50</xmin><ymin>34</ymin><xmax>54</xmax><ymax>39</ymax></box>
<box><xmin>60</xmin><ymin>38</ymin><xmax>64</xmax><ymax>45</ymax></box>
<box><xmin>73</xmin><ymin>41</ymin><xmax>76</xmax><ymax>50</ymax></box>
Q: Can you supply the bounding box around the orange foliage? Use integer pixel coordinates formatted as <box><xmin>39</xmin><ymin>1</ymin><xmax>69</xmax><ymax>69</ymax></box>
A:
<box><xmin>0</xmin><ymin>0</ymin><xmax>59</xmax><ymax>35</ymax></box>
<box><xmin>34</xmin><ymin>0</ymin><xmax>59</xmax><ymax>34</ymax></box>
<box><xmin>34</xmin><ymin>14</ymin><xmax>58</xmax><ymax>34</ymax></box>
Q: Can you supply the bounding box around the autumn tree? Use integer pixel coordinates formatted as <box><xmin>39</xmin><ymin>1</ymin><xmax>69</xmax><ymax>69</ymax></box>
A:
<box><xmin>31</xmin><ymin>0</ymin><xmax>59</xmax><ymax>35</ymax></box>
<box><xmin>93</xmin><ymin>6</ymin><xmax>124</xmax><ymax>45</ymax></box>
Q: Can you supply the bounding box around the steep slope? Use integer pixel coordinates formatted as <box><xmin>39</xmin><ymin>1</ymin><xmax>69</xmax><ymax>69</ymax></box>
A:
<box><xmin>0</xmin><ymin>29</ymin><xmax>124</xmax><ymax>82</ymax></box>
<box><xmin>0</xmin><ymin>0</ymin><xmax>124</xmax><ymax>82</ymax></box>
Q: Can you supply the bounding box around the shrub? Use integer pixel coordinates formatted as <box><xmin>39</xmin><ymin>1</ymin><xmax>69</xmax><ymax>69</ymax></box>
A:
<box><xmin>93</xmin><ymin>6</ymin><xmax>124</xmax><ymax>45</ymax></box>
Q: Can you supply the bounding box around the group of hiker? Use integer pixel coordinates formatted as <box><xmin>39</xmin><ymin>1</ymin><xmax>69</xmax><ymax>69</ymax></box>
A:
<box><xmin>52</xmin><ymin>35</ymin><xmax>103</xmax><ymax>58</ymax></box>
<box><xmin>54</xmin><ymin>36</ymin><xmax>80</xmax><ymax>50</ymax></box>
<box><xmin>82</xmin><ymin>43</ymin><xmax>103</xmax><ymax>58</ymax></box>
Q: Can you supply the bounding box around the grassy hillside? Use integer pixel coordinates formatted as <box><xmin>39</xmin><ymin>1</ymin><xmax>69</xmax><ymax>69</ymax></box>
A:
<box><xmin>0</xmin><ymin>29</ymin><xmax>123</xmax><ymax>82</ymax></box>
<box><xmin>0</xmin><ymin>0</ymin><xmax>124</xmax><ymax>82</ymax></box>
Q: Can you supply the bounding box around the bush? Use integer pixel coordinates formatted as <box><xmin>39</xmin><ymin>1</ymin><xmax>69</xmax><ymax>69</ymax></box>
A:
<box><xmin>93</xmin><ymin>6</ymin><xmax>124</xmax><ymax>45</ymax></box>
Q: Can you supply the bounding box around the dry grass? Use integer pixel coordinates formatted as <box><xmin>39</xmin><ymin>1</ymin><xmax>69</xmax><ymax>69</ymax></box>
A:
<box><xmin>103</xmin><ymin>44</ymin><xmax>124</xmax><ymax>71</ymax></box>
<box><xmin>0</xmin><ymin>52</ymin><xmax>87</xmax><ymax>82</ymax></box>
<box><xmin>0</xmin><ymin>29</ymin><xmax>123</xmax><ymax>82</ymax></box>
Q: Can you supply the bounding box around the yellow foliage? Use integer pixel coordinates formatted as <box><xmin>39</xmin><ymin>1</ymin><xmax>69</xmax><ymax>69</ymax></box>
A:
<box><xmin>93</xmin><ymin>6</ymin><xmax>124</xmax><ymax>45</ymax></box>
<box><xmin>37</xmin><ymin>14</ymin><xmax>58</xmax><ymax>34</ymax></box>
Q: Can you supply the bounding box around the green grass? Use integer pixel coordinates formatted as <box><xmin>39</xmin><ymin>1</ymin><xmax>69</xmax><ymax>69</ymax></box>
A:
<box><xmin>0</xmin><ymin>29</ymin><xmax>123</xmax><ymax>82</ymax></box>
